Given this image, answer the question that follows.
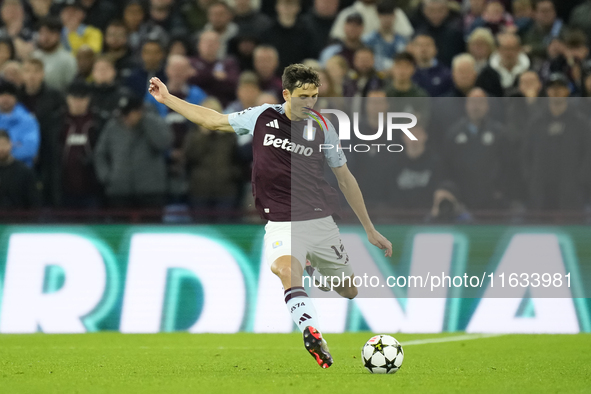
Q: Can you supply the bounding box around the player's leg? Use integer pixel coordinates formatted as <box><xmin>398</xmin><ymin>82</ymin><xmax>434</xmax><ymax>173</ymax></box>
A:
<box><xmin>308</xmin><ymin>217</ymin><xmax>358</xmax><ymax>299</ymax></box>
<box><xmin>264</xmin><ymin>222</ymin><xmax>332</xmax><ymax>368</ymax></box>
<box><xmin>331</xmin><ymin>274</ymin><xmax>358</xmax><ymax>299</ymax></box>
<box><xmin>269</xmin><ymin>254</ymin><xmax>333</xmax><ymax>369</ymax></box>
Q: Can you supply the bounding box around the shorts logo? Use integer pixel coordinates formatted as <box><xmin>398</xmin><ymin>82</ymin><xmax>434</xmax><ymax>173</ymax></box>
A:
<box><xmin>273</xmin><ymin>241</ymin><xmax>283</xmax><ymax>249</ymax></box>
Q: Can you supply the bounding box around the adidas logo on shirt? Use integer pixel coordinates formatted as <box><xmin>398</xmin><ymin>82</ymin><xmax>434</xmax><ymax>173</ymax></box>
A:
<box><xmin>266</xmin><ymin>119</ymin><xmax>279</xmax><ymax>129</ymax></box>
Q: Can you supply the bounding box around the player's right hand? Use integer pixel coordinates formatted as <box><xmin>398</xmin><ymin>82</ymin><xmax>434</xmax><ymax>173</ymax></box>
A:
<box><xmin>148</xmin><ymin>77</ymin><xmax>169</xmax><ymax>104</ymax></box>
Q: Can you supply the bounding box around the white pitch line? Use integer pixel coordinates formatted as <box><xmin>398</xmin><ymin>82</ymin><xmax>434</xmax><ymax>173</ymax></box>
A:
<box><xmin>402</xmin><ymin>333</ymin><xmax>503</xmax><ymax>346</ymax></box>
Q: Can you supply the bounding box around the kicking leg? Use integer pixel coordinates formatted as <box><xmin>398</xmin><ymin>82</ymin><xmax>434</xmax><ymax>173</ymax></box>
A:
<box><xmin>271</xmin><ymin>255</ymin><xmax>333</xmax><ymax>368</ymax></box>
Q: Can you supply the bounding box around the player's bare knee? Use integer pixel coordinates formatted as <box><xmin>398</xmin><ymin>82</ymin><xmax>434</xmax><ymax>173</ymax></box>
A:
<box><xmin>271</xmin><ymin>256</ymin><xmax>303</xmax><ymax>282</ymax></box>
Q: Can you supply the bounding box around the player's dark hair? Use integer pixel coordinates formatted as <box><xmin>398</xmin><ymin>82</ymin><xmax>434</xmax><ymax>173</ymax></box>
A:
<box><xmin>282</xmin><ymin>64</ymin><xmax>320</xmax><ymax>93</ymax></box>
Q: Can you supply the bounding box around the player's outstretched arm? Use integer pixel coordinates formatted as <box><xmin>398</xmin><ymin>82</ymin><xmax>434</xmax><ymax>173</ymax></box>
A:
<box><xmin>148</xmin><ymin>77</ymin><xmax>234</xmax><ymax>132</ymax></box>
<box><xmin>331</xmin><ymin>163</ymin><xmax>393</xmax><ymax>257</ymax></box>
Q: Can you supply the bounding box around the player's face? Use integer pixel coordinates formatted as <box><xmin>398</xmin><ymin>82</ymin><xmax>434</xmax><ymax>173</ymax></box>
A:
<box><xmin>286</xmin><ymin>84</ymin><xmax>319</xmax><ymax>120</ymax></box>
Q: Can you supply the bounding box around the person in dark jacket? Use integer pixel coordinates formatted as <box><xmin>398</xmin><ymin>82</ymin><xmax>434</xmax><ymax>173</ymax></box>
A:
<box><xmin>260</xmin><ymin>0</ymin><xmax>317</xmax><ymax>70</ymax></box>
<box><xmin>90</xmin><ymin>57</ymin><xmax>131</xmax><ymax>132</ymax></box>
<box><xmin>94</xmin><ymin>93</ymin><xmax>173</xmax><ymax>209</ymax></box>
<box><xmin>390</xmin><ymin>123</ymin><xmax>443</xmax><ymax>210</ymax></box>
<box><xmin>523</xmin><ymin>73</ymin><xmax>590</xmax><ymax>210</ymax></box>
<box><xmin>0</xmin><ymin>129</ymin><xmax>40</xmax><ymax>210</ymax></box>
<box><xmin>184</xmin><ymin>97</ymin><xmax>242</xmax><ymax>222</ymax></box>
<box><xmin>443</xmin><ymin>88</ymin><xmax>508</xmax><ymax>210</ymax></box>
<box><xmin>124</xmin><ymin>38</ymin><xmax>166</xmax><ymax>98</ymax></box>
<box><xmin>60</xmin><ymin>81</ymin><xmax>102</xmax><ymax>208</ymax></box>
<box><xmin>19</xmin><ymin>57</ymin><xmax>66</xmax><ymax>207</ymax></box>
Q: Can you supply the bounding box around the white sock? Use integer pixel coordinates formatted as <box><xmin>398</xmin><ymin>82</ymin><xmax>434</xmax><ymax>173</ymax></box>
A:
<box><xmin>284</xmin><ymin>286</ymin><xmax>321</xmax><ymax>333</ymax></box>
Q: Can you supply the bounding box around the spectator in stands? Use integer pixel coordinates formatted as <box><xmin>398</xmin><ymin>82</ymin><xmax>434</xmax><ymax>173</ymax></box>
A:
<box><xmin>185</xmin><ymin>97</ymin><xmax>241</xmax><ymax>221</ymax></box>
<box><xmin>467</xmin><ymin>0</ymin><xmax>515</xmax><ymax>35</ymax></box>
<box><xmin>410</xmin><ymin>33</ymin><xmax>453</xmax><ymax>97</ymax></box>
<box><xmin>125</xmin><ymin>38</ymin><xmax>166</xmax><ymax>98</ymax></box>
<box><xmin>253</xmin><ymin>45</ymin><xmax>283</xmax><ymax>100</ymax></box>
<box><xmin>79</xmin><ymin>0</ymin><xmax>118</xmax><ymax>31</ymax></box>
<box><xmin>448</xmin><ymin>53</ymin><xmax>479</xmax><ymax>97</ymax></box>
<box><xmin>467</xmin><ymin>28</ymin><xmax>496</xmax><ymax>72</ymax></box>
<box><xmin>443</xmin><ymin>88</ymin><xmax>507</xmax><ymax>209</ymax></box>
<box><xmin>190</xmin><ymin>31</ymin><xmax>239</xmax><ymax>107</ymax></box>
<box><xmin>147</xmin><ymin>54</ymin><xmax>207</xmax><ymax>201</ymax></box>
<box><xmin>390</xmin><ymin>123</ymin><xmax>443</xmax><ymax>210</ymax></box>
<box><xmin>542</xmin><ymin>30</ymin><xmax>590</xmax><ymax>95</ymax></box>
<box><xmin>0</xmin><ymin>0</ymin><xmax>34</xmax><ymax>60</ymax></box>
<box><xmin>569</xmin><ymin>0</ymin><xmax>591</xmax><ymax>43</ymax></box>
<box><xmin>331</xmin><ymin>0</ymin><xmax>414</xmax><ymax>41</ymax></box>
<box><xmin>490</xmin><ymin>32</ymin><xmax>531</xmax><ymax>92</ymax></box>
<box><xmin>60</xmin><ymin>81</ymin><xmax>101</xmax><ymax>208</ymax></box>
<box><xmin>0</xmin><ymin>79</ymin><xmax>39</xmax><ymax>168</ymax></box>
<box><xmin>386</xmin><ymin>52</ymin><xmax>428</xmax><ymax>98</ymax></box>
<box><xmin>75</xmin><ymin>45</ymin><xmax>95</xmax><ymax>82</ymax></box>
<box><xmin>123</xmin><ymin>0</ymin><xmax>167</xmax><ymax>55</ymax></box>
<box><xmin>1</xmin><ymin>60</ymin><xmax>23</xmax><ymax>89</ymax></box>
<box><xmin>513</xmin><ymin>0</ymin><xmax>534</xmax><ymax>35</ymax></box>
<box><xmin>504</xmin><ymin>70</ymin><xmax>544</xmax><ymax>203</ymax></box>
<box><xmin>227</xmin><ymin>33</ymin><xmax>258</xmax><ymax>71</ymax></box>
<box><xmin>60</xmin><ymin>0</ymin><xmax>103</xmax><ymax>54</ymax></box>
<box><xmin>20</xmin><ymin>58</ymin><xmax>66</xmax><ymax>207</ymax></box>
<box><xmin>147</xmin><ymin>0</ymin><xmax>188</xmax><ymax>38</ymax></box>
<box><xmin>233</xmin><ymin>0</ymin><xmax>272</xmax><ymax>40</ymax></box>
<box><xmin>325</xmin><ymin>55</ymin><xmax>349</xmax><ymax>97</ymax></box>
<box><xmin>412</xmin><ymin>0</ymin><xmax>465</xmax><ymax>67</ymax></box>
<box><xmin>348</xmin><ymin>89</ymin><xmax>392</xmax><ymax>207</ymax></box>
<box><xmin>25</xmin><ymin>0</ymin><xmax>52</xmax><ymax>30</ymax></box>
<box><xmin>463</xmin><ymin>0</ymin><xmax>486</xmax><ymax>34</ymax></box>
<box><xmin>91</xmin><ymin>57</ymin><xmax>129</xmax><ymax>131</ymax></box>
<box><xmin>224</xmin><ymin>71</ymin><xmax>260</xmax><ymax>113</ymax></box>
<box><xmin>147</xmin><ymin>55</ymin><xmax>207</xmax><ymax>119</ymax></box>
<box><xmin>203</xmin><ymin>1</ymin><xmax>238</xmax><ymax>59</ymax></box>
<box><xmin>0</xmin><ymin>129</ymin><xmax>40</xmax><ymax>210</ymax></box>
<box><xmin>301</xmin><ymin>0</ymin><xmax>339</xmax><ymax>57</ymax></box>
<box><xmin>0</xmin><ymin>38</ymin><xmax>15</xmax><ymax>71</ymax></box>
<box><xmin>94</xmin><ymin>93</ymin><xmax>172</xmax><ymax>209</ymax></box>
<box><xmin>260</xmin><ymin>0</ymin><xmax>316</xmax><ymax>71</ymax></box>
<box><xmin>449</xmin><ymin>52</ymin><xmax>503</xmax><ymax>97</ymax></box>
<box><xmin>33</xmin><ymin>17</ymin><xmax>77</xmax><ymax>92</ymax></box>
<box><xmin>363</xmin><ymin>0</ymin><xmax>408</xmax><ymax>72</ymax></box>
<box><xmin>343</xmin><ymin>47</ymin><xmax>384</xmax><ymax>99</ymax></box>
<box><xmin>522</xmin><ymin>0</ymin><xmax>563</xmax><ymax>62</ymax></box>
<box><xmin>182</xmin><ymin>0</ymin><xmax>215</xmax><ymax>32</ymax></box>
<box><xmin>168</xmin><ymin>34</ymin><xmax>195</xmax><ymax>58</ymax></box>
<box><xmin>102</xmin><ymin>20</ymin><xmax>137</xmax><ymax>79</ymax></box>
<box><xmin>319</xmin><ymin>12</ymin><xmax>365</xmax><ymax>68</ymax></box>
<box><xmin>523</xmin><ymin>73</ymin><xmax>589</xmax><ymax>210</ymax></box>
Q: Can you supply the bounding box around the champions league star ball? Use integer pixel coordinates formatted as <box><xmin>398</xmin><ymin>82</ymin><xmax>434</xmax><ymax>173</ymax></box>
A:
<box><xmin>361</xmin><ymin>335</ymin><xmax>404</xmax><ymax>374</ymax></box>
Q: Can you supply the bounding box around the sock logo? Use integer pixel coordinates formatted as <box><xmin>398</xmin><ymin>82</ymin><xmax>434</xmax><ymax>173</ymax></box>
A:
<box><xmin>290</xmin><ymin>302</ymin><xmax>305</xmax><ymax>313</ymax></box>
<box><xmin>299</xmin><ymin>313</ymin><xmax>312</xmax><ymax>325</ymax></box>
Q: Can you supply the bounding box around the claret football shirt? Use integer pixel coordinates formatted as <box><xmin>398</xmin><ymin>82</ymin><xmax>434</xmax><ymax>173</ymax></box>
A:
<box><xmin>228</xmin><ymin>103</ymin><xmax>346</xmax><ymax>222</ymax></box>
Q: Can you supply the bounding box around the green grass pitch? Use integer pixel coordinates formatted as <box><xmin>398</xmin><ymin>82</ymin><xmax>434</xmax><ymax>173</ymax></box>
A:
<box><xmin>1</xmin><ymin>333</ymin><xmax>590</xmax><ymax>393</ymax></box>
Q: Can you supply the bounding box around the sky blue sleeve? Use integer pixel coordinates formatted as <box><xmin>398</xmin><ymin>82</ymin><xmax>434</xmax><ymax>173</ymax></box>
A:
<box><xmin>323</xmin><ymin>120</ymin><xmax>347</xmax><ymax>168</ymax></box>
<box><xmin>227</xmin><ymin>104</ymin><xmax>270</xmax><ymax>135</ymax></box>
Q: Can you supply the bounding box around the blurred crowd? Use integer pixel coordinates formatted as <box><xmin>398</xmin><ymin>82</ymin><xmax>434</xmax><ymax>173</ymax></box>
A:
<box><xmin>0</xmin><ymin>0</ymin><xmax>590</xmax><ymax>222</ymax></box>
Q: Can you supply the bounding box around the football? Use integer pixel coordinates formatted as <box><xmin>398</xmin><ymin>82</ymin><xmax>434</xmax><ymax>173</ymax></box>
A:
<box><xmin>361</xmin><ymin>335</ymin><xmax>404</xmax><ymax>374</ymax></box>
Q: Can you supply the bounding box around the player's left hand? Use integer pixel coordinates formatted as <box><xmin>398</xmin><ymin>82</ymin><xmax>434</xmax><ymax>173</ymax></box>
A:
<box><xmin>367</xmin><ymin>229</ymin><xmax>393</xmax><ymax>257</ymax></box>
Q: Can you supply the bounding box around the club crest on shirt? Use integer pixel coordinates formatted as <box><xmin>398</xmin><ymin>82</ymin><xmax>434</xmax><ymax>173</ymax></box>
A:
<box><xmin>272</xmin><ymin>241</ymin><xmax>283</xmax><ymax>249</ymax></box>
<box><xmin>303</xmin><ymin>125</ymin><xmax>316</xmax><ymax>141</ymax></box>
